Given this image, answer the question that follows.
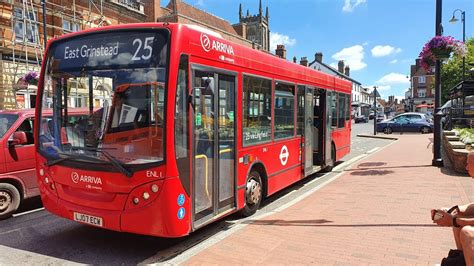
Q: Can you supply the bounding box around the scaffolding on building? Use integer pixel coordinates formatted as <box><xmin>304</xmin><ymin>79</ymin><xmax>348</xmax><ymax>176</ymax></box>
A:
<box><xmin>1</xmin><ymin>0</ymin><xmax>105</xmax><ymax>110</ymax></box>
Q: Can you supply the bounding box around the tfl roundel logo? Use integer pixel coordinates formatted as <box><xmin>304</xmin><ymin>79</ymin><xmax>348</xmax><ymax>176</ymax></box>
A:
<box><xmin>200</xmin><ymin>33</ymin><xmax>211</xmax><ymax>52</ymax></box>
<box><xmin>71</xmin><ymin>172</ymin><xmax>79</xmax><ymax>184</ymax></box>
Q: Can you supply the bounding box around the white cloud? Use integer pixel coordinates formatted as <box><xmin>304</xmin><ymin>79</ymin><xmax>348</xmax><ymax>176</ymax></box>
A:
<box><xmin>331</xmin><ymin>45</ymin><xmax>367</xmax><ymax>71</ymax></box>
<box><xmin>389</xmin><ymin>59</ymin><xmax>398</xmax><ymax>64</ymax></box>
<box><xmin>196</xmin><ymin>0</ymin><xmax>204</xmax><ymax>6</ymax></box>
<box><xmin>375</xmin><ymin>73</ymin><xmax>409</xmax><ymax>86</ymax></box>
<box><xmin>270</xmin><ymin>32</ymin><xmax>296</xmax><ymax>53</ymax></box>
<box><xmin>371</xmin><ymin>45</ymin><xmax>402</xmax><ymax>57</ymax></box>
<box><xmin>342</xmin><ymin>0</ymin><xmax>367</xmax><ymax>12</ymax></box>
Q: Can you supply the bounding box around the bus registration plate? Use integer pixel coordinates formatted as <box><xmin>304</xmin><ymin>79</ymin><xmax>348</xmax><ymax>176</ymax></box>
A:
<box><xmin>73</xmin><ymin>212</ymin><xmax>103</xmax><ymax>227</ymax></box>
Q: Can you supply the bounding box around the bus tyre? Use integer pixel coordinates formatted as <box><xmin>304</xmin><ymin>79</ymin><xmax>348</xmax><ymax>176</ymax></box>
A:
<box><xmin>240</xmin><ymin>171</ymin><xmax>262</xmax><ymax>217</ymax></box>
<box><xmin>0</xmin><ymin>183</ymin><xmax>21</xmax><ymax>220</ymax></box>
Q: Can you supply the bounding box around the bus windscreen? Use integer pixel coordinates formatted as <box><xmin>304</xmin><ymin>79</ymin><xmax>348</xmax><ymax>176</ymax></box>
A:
<box><xmin>38</xmin><ymin>30</ymin><xmax>169</xmax><ymax>169</ymax></box>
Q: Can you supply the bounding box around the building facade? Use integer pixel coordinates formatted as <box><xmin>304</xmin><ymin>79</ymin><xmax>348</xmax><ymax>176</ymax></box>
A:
<box><xmin>0</xmin><ymin>0</ymin><xmax>160</xmax><ymax>110</ymax></box>
<box><xmin>409</xmin><ymin>59</ymin><xmax>435</xmax><ymax>111</ymax></box>
<box><xmin>157</xmin><ymin>0</ymin><xmax>270</xmax><ymax>52</ymax></box>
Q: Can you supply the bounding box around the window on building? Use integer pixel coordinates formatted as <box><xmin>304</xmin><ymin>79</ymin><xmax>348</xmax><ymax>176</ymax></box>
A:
<box><xmin>418</xmin><ymin>89</ymin><xmax>426</xmax><ymax>98</ymax></box>
<box><xmin>14</xmin><ymin>8</ymin><xmax>39</xmax><ymax>44</ymax></box>
<box><xmin>243</xmin><ymin>75</ymin><xmax>272</xmax><ymax>146</ymax></box>
<box><xmin>63</xmin><ymin>19</ymin><xmax>81</xmax><ymax>32</ymax></box>
<box><xmin>418</xmin><ymin>76</ymin><xmax>426</xmax><ymax>84</ymax></box>
<box><xmin>274</xmin><ymin>82</ymin><xmax>295</xmax><ymax>139</ymax></box>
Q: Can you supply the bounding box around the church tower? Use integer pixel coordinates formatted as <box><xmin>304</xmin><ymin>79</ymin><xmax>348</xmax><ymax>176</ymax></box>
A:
<box><xmin>235</xmin><ymin>0</ymin><xmax>270</xmax><ymax>52</ymax></box>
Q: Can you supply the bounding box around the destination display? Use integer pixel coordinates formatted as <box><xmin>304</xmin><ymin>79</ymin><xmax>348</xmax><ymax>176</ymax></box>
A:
<box><xmin>50</xmin><ymin>30</ymin><xmax>168</xmax><ymax>70</ymax></box>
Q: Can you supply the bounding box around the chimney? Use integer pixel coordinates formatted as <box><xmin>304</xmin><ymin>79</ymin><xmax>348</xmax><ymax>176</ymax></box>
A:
<box><xmin>344</xmin><ymin>66</ymin><xmax>350</xmax><ymax>77</ymax></box>
<box><xmin>338</xmin><ymin>60</ymin><xmax>344</xmax><ymax>73</ymax></box>
<box><xmin>147</xmin><ymin>0</ymin><xmax>161</xmax><ymax>22</ymax></box>
<box><xmin>300</xmin><ymin>57</ymin><xmax>308</xmax><ymax>67</ymax></box>
<box><xmin>275</xmin><ymin>44</ymin><xmax>286</xmax><ymax>59</ymax></box>
<box><xmin>293</xmin><ymin>56</ymin><xmax>297</xmax><ymax>63</ymax></box>
<box><xmin>315</xmin><ymin>52</ymin><xmax>323</xmax><ymax>63</ymax></box>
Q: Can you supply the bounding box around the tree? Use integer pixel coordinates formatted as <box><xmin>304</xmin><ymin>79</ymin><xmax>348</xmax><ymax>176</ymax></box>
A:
<box><xmin>441</xmin><ymin>37</ymin><xmax>474</xmax><ymax>103</ymax></box>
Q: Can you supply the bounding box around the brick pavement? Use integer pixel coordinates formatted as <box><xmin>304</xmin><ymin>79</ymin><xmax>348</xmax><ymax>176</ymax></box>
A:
<box><xmin>184</xmin><ymin>134</ymin><xmax>474</xmax><ymax>265</ymax></box>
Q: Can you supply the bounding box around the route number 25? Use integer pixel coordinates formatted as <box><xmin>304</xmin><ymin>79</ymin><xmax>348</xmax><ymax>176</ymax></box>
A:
<box><xmin>132</xmin><ymin>37</ymin><xmax>154</xmax><ymax>61</ymax></box>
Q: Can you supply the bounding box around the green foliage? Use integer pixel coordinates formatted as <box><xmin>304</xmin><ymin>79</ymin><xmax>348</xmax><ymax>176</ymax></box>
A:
<box><xmin>441</xmin><ymin>38</ymin><xmax>474</xmax><ymax>103</ymax></box>
<box><xmin>453</xmin><ymin>127</ymin><xmax>474</xmax><ymax>144</ymax></box>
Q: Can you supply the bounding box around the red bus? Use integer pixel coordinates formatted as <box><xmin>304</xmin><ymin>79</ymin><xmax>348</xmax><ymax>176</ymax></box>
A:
<box><xmin>35</xmin><ymin>23</ymin><xmax>351</xmax><ymax>237</ymax></box>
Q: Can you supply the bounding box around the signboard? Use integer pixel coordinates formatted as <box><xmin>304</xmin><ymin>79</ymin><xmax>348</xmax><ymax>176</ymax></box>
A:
<box><xmin>49</xmin><ymin>30</ymin><xmax>169</xmax><ymax>71</ymax></box>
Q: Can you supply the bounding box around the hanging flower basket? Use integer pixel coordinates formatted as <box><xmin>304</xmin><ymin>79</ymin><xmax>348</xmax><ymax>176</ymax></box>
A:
<box><xmin>418</xmin><ymin>36</ymin><xmax>466</xmax><ymax>71</ymax></box>
<box><xmin>20</xmin><ymin>71</ymin><xmax>39</xmax><ymax>86</ymax></box>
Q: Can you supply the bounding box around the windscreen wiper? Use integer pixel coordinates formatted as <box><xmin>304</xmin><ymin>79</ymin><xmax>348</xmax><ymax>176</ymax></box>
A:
<box><xmin>46</xmin><ymin>152</ymin><xmax>99</xmax><ymax>167</ymax></box>
<box><xmin>70</xmin><ymin>146</ymin><xmax>133</xmax><ymax>178</ymax></box>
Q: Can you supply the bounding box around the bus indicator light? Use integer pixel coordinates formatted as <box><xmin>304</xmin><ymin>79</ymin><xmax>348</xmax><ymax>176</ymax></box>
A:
<box><xmin>133</xmin><ymin>198</ymin><xmax>140</xmax><ymax>205</ymax></box>
<box><xmin>151</xmin><ymin>184</ymin><xmax>159</xmax><ymax>193</ymax></box>
<box><xmin>143</xmin><ymin>192</ymin><xmax>150</xmax><ymax>200</ymax></box>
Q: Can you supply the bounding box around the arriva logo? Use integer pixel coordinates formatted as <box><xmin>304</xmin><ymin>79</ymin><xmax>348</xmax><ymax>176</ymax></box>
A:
<box><xmin>200</xmin><ymin>33</ymin><xmax>234</xmax><ymax>56</ymax></box>
<box><xmin>71</xmin><ymin>172</ymin><xmax>103</xmax><ymax>185</ymax></box>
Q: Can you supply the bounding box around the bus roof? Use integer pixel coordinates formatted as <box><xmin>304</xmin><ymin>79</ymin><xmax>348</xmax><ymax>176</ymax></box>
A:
<box><xmin>45</xmin><ymin>23</ymin><xmax>352</xmax><ymax>94</ymax></box>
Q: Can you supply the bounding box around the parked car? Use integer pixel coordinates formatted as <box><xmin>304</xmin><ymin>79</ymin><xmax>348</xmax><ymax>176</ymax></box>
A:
<box><xmin>354</xmin><ymin>115</ymin><xmax>369</xmax><ymax>123</ymax></box>
<box><xmin>0</xmin><ymin>108</ymin><xmax>89</xmax><ymax>219</ymax></box>
<box><xmin>376</xmin><ymin>113</ymin><xmax>433</xmax><ymax>134</ymax></box>
<box><xmin>376</xmin><ymin>114</ymin><xmax>385</xmax><ymax>123</ymax></box>
<box><xmin>368</xmin><ymin>112</ymin><xmax>375</xmax><ymax>120</ymax></box>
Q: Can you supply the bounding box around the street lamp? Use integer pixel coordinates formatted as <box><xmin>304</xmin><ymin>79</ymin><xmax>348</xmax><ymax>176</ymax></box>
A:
<box><xmin>449</xmin><ymin>9</ymin><xmax>466</xmax><ymax>80</ymax></box>
<box><xmin>373</xmin><ymin>86</ymin><xmax>378</xmax><ymax>135</ymax></box>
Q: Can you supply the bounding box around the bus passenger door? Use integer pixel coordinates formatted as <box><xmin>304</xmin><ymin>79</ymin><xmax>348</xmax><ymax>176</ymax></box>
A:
<box><xmin>324</xmin><ymin>91</ymin><xmax>336</xmax><ymax>167</ymax></box>
<box><xmin>192</xmin><ymin>69</ymin><xmax>236</xmax><ymax>227</ymax></box>
<box><xmin>304</xmin><ymin>87</ymin><xmax>314</xmax><ymax>176</ymax></box>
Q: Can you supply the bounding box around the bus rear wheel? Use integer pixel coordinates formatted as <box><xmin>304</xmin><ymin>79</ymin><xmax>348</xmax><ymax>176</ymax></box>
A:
<box><xmin>240</xmin><ymin>171</ymin><xmax>262</xmax><ymax>217</ymax></box>
<box><xmin>0</xmin><ymin>183</ymin><xmax>20</xmax><ymax>220</ymax></box>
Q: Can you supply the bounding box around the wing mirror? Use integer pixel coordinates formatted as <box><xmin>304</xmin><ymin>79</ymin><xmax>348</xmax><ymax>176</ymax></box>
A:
<box><xmin>8</xmin><ymin>131</ymin><xmax>28</xmax><ymax>146</ymax></box>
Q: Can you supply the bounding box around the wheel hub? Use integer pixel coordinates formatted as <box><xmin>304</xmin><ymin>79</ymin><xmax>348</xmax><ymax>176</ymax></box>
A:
<box><xmin>245</xmin><ymin>178</ymin><xmax>261</xmax><ymax>205</ymax></box>
<box><xmin>0</xmin><ymin>191</ymin><xmax>12</xmax><ymax>212</ymax></box>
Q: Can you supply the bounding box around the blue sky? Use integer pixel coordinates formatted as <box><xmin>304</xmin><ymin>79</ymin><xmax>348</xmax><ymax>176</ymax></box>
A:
<box><xmin>167</xmin><ymin>0</ymin><xmax>473</xmax><ymax>100</ymax></box>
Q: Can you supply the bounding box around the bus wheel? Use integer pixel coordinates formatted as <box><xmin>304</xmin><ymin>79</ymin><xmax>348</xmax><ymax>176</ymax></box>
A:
<box><xmin>240</xmin><ymin>171</ymin><xmax>262</xmax><ymax>217</ymax></box>
<box><xmin>0</xmin><ymin>183</ymin><xmax>20</xmax><ymax>220</ymax></box>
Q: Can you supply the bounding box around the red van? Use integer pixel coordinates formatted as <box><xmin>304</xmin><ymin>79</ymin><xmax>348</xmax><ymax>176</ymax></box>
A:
<box><xmin>0</xmin><ymin>108</ymin><xmax>89</xmax><ymax>219</ymax></box>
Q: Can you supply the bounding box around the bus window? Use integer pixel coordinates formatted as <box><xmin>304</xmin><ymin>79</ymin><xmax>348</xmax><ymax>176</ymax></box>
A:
<box><xmin>175</xmin><ymin>55</ymin><xmax>190</xmax><ymax>195</ymax></box>
<box><xmin>242</xmin><ymin>75</ymin><xmax>272</xmax><ymax>146</ymax></box>
<box><xmin>274</xmin><ymin>82</ymin><xmax>295</xmax><ymax>139</ymax></box>
<box><xmin>330</xmin><ymin>92</ymin><xmax>337</xmax><ymax>127</ymax></box>
<box><xmin>296</xmin><ymin>85</ymin><xmax>305</xmax><ymax>136</ymax></box>
<box><xmin>338</xmin><ymin>93</ymin><xmax>346</xmax><ymax>128</ymax></box>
